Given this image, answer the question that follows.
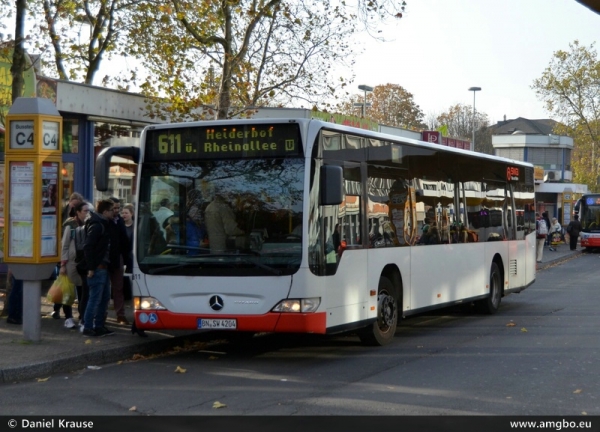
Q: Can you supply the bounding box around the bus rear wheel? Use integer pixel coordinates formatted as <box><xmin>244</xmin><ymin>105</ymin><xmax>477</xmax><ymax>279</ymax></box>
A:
<box><xmin>477</xmin><ymin>262</ymin><xmax>501</xmax><ymax>314</ymax></box>
<box><xmin>359</xmin><ymin>276</ymin><xmax>398</xmax><ymax>346</ymax></box>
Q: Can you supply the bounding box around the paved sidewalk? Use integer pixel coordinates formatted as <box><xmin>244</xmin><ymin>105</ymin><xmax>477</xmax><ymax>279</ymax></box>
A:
<box><xmin>536</xmin><ymin>242</ymin><xmax>581</xmax><ymax>271</ymax></box>
<box><xmin>0</xmin><ymin>292</ymin><xmax>211</xmax><ymax>384</ymax></box>
<box><xmin>0</xmin><ymin>244</ymin><xmax>582</xmax><ymax>384</ymax></box>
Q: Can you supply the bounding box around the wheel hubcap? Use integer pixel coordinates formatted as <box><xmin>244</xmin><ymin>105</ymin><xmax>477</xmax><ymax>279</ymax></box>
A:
<box><xmin>378</xmin><ymin>293</ymin><xmax>396</xmax><ymax>330</ymax></box>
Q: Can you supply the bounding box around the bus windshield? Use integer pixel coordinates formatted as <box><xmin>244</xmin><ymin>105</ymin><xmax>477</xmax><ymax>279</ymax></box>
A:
<box><xmin>136</xmin><ymin>158</ymin><xmax>305</xmax><ymax>276</ymax></box>
<box><xmin>580</xmin><ymin>195</ymin><xmax>600</xmax><ymax>232</ymax></box>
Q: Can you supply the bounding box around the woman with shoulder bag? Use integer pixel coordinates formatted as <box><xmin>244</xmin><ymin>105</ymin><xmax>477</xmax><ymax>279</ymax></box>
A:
<box><xmin>59</xmin><ymin>201</ymin><xmax>91</xmax><ymax>329</ymax></box>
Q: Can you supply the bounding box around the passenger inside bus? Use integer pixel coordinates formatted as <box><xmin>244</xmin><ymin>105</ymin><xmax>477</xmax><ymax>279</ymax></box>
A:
<box><xmin>204</xmin><ymin>190</ymin><xmax>245</xmax><ymax>253</ymax></box>
<box><xmin>164</xmin><ymin>189</ymin><xmax>208</xmax><ymax>255</ymax></box>
<box><xmin>417</xmin><ymin>217</ymin><xmax>431</xmax><ymax>244</ymax></box>
<box><xmin>332</xmin><ymin>223</ymin><xmax>341</xmax><ymax>252</ymax></box>
<box><xmin>138</xmin><ymin>202</ymin><xmax>167</xmax><ymax>255</ymax></box>
<box><xmin>426</xmin><ymin>222</ymin><xmax>440</xmax><ymax>244</ymax></box>
<box><xmin>443</xmin><ymin>216</ymin><xmax>452</xmax><ymax>243</ymax></box>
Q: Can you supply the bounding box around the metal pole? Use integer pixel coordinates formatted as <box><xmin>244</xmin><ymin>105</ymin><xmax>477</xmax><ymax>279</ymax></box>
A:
<box><xmin>593</xmin><ymin>141</ymin><xmax>596</xmax><ymax>186</ymax></box>
<box><xmin>358</xmin><ymin>85</ymin><xmax>373</xmax><ymax>119</ymax></box>
<box><xmin>363</xmin><ymin>90</ymin><xmax>366</xmax><ymax>118</ymax></box>
<box><xmin>468</xmin><ymin>87</ymin><xmax>481</xmax><ymax>152</ymax></box>
<box><xmin>472</xmin><ymin>91</ymin><xmax>476</xmax><ymax>149</ymax></box>
<box><xmin>22</xmin><ymin>280</ymin><xmax>42</xmax><ymax>342</ymax></box>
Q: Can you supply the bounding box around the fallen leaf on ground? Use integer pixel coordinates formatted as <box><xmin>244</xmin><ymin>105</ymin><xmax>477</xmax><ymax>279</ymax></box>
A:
<box><xmin>84</xmin><ymin>339</ymin><xmax>92</xmax><ymax>345</ymax></box>
<box><xmin>175</xmin><ymin>366</ymin><xmax>187</xmax><ymax>373</ymax></box>
<box><xmin>213</xmin><ymin>401</ymin><xmax>227</xmax><ymax>409</ymax></box>
<box><xmin>573</xmin><ymin>389</ymin><xmax>583</xmax><ymax>394</ymax></box>
<box><xmin>506</xmin><ymin>322</ymin><xmax>516</xmax><ymax>327</ymax></box>
<box><xmin>520</xmin><ymin>328</ymin><xmax>528</xmax><ymax>332</ymax></box>
<box><xmin>208</xmin><ymin>356</ymin><xmax>219</xmax><ymax>360</ymax></box>
<box><xmin>36</xmin><ymin>377</ymin><xmax>50</xmax><ymax>382</ymax></box>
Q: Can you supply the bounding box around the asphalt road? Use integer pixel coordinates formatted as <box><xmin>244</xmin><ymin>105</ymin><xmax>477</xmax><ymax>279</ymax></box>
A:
<box><xmin>1</xmin><ymin>252</ymin><xmax>599</xmax><ymax>417</ymax></box>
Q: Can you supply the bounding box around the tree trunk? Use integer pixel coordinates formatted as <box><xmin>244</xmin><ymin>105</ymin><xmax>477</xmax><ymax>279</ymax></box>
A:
<box><xmin>217</xmin><ymin>3</ymin><xmax>233</xmax><ymax>120</ymax></box>
<box><xmin>10</xmin><ymin>0</ymin><xmax>27</xmax><ymax>103</ymax></box>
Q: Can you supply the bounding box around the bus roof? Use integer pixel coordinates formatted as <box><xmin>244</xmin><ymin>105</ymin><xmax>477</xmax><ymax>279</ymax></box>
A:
<box><xmin>141</xmin><ymin>117</ymin><xmax>534</xmax><ymax>170</ymax></box>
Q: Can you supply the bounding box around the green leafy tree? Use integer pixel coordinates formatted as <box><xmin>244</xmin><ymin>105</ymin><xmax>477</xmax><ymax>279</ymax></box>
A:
<box><xmin>434</xmin><ymin>103</ymin><xmax>492</xmax><ymax>154</ymax></box>
<box><xmin>0</xmin><ymin>0</ymin><xmax>136</xmax><ymax>85</ymax></box>
<box><xmin>124</xmin><ymin>0</ymin><xmax>407</xmax><ymax>120</ymax></box>
<box><xmin>39</xmin><ymin>0</ymin><xmax>134</xmax><ymax>84</ymax></box>
<box><xmin>532</xmin><ymin>40</ymin><xmax>600</xmax><ymax>191</ymax></box>
<box><xmin>10</xmin><ymin>0</ymin><xmax>26</xmax><ymax>102</ymax></box>
<box><xmin>369</xmin><ymin>83</ymin><xmax>425</xmax><ymax>130</ymax></box>
<box><xmin>0</xmin><ymin>0</ymin><xmax>407</xmax><ymax>117</ymax></box>
<box><xmin>0</xmin><ymin>1</ymin><xmax>27</xmax><ymax>117</ymax></box>
<box><xmin>336</xmin><ymin>83</ymin><xmax>424</xmax><ymax>130</ymax></box>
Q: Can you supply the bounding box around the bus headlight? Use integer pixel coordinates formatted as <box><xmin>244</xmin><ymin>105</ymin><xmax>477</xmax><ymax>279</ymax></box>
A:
<box><xmin>272</xmin><ymin>298</ymin><xmax>321</xmax><ymax>313</ymax></box>
<box><xmin>134</xmin><ymin>296</ymin><xmax>167</xmax><ymax>311</ymax></box>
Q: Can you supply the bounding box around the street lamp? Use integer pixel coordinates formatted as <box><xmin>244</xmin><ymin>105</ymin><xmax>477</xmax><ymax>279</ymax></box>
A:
<box><xmin>353</xmin><ymin>102</ymin><xmax>372</xmax><ymax>116</ymax></box>
<box><xmin>358</xmin><ymin>84</ymin><xmax>374</xmax><ymax>118</ymax></box>
<box><xmin>468</xmin><ymin>86</ymin><xmax>481</xmax><ymax>151</ymax></box>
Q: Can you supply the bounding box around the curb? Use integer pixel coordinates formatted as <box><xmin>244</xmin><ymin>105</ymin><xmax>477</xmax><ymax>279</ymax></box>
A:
<box><xmin>0</xmin><ymin>332</ymin><xmax>209</xmax><ymax>384</ymax></box>
<box><xmin>537</xmin><ymin>250</ymin><xmax>582</xmax><ymax>271</ymax></box>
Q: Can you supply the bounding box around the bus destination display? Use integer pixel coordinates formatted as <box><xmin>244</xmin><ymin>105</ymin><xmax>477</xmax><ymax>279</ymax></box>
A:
<box><xmin>144</xmin><ymin>123</ymin><xmax>302</xmax><ymax>161</ymax></box>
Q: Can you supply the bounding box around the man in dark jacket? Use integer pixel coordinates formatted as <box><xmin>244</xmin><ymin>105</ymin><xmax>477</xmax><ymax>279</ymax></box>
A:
<box><xmin>567</xmin><ymin>214</ymin><xmax>583</xmax><ymax>251</ymax></box>
<box><xmin>82</xmin><ymin>199</ymin><xmax>114</xmax><ymax>337</ymax></box>
<box><xmin>108</xmin><ymin>197</ymin><xmax>131</xmax><ymax>325</ymax></box>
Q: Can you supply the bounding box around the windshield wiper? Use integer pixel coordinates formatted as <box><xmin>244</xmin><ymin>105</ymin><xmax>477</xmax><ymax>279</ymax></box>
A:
<box><xmin>146</xmin><ymin>254</ymin><xmax>282</xmax><ymax>276</ymax></box>
<box><xmin>233</xmin><ymin>255</ymin><xmax>282</xmax><ymax>276</ymax></box>
<box><xmin>147</xmin><ymin>262</ymin><xmax>200</xmax><ymax>275</ymax></box>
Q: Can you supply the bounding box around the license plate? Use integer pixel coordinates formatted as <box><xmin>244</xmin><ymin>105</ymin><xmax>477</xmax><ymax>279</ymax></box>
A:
<box><xmin>198</xmin><ymin>318</ymin><xmax>237</xmax><ymax>329</ymax></box>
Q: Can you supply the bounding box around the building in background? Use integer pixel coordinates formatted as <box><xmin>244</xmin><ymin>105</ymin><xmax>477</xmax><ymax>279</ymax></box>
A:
<box><xmin>491</xmin><ymin>117</ymin><xmax>588</xmax><ymax>224</ymax></box>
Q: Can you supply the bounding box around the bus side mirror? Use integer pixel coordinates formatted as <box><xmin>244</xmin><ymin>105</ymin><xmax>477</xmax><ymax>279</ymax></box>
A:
<box><xmin>95</xmin><ymin>146</ymin><xmax>140</xmax><ymax>191</ymax></box>
<box><xmin>320</xmin><ymin>165</ymin><xmax>343</xmax><ymax>206</ymax></box>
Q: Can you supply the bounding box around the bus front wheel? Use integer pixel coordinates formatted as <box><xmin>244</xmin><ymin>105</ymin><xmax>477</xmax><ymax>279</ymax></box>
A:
<box><xmin>359</xmin><ymin>276</ymin><xmax>398</xmax><ymax>346</ymax></box>
<box><xmin>477</xmin><ymin>262</ymin><xmax>502</xmax><ymax>314</ymax></box>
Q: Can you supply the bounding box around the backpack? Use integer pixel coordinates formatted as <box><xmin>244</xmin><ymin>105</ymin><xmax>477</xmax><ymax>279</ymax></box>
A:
<box><xmin>536</xmin><ymin>219</ymin><xmax>548</xmax><ymax>237</ymax></box>
<box><xmin>73</xmin><ymin>222</ymin><xmax>104</xmax><ymax>273</ymax></box>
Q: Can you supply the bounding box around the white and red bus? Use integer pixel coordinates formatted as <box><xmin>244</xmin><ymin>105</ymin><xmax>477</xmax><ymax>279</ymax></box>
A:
<box><xmin>96</xmin><ymin>118</ymin><xmax>537</xmax><ymax>345</ymax></box>
<box><xmin>575</xmin><ymin>194</ymin><xmax>600</xmax><ymax>250</ymax></box>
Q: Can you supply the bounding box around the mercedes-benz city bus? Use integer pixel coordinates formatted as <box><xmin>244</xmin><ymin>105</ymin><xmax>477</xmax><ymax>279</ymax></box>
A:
<box><xmin>95</xmin><ymin>118</ymin><xmax>537</xmax><ymax>345</ymax></box>
<box><xmin>574</xmin><ymin>193</ymin><xmax>600</xmax><ymax>250</ymax></box>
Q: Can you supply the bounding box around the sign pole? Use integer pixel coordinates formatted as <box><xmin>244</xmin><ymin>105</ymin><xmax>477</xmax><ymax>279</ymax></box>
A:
<box><xmin>4</xmin><ymin>97</ymin><xmax>63</xmax><ymax>342</ymax></box>
<box><xmin>22</xmin><ymin>281</ymin><xmax>41</xmax><ymax>340</ymax></box>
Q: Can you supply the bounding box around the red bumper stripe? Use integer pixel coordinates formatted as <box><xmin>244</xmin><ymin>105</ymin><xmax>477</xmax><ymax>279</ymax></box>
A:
<box><xmin>581</xmin><ymin>238</ymin><xmax>600</xmax><ymax>247</ymax></box>
<box><xmin>135</xmin><ymin>310</ymin><xmax>327</xmax><ymax>334</ymax></box>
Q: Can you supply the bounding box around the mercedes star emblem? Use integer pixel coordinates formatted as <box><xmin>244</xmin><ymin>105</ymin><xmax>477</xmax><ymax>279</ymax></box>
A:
<box><xmin>209</xmin><ymin>295</ymin><xmax>224</xmax><ymax>311</ymax></box>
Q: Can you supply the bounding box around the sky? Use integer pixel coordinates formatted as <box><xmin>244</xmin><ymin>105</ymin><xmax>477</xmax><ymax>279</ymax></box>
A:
<box><xmin>2</xmin><ymin>0</ymin><xmax>597</xmax><ymax>126</ymax></box>
<box><xmin>348</xmin><ymin>0</ymin><xmax>600</xmax><ymax>125</ymax></box>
